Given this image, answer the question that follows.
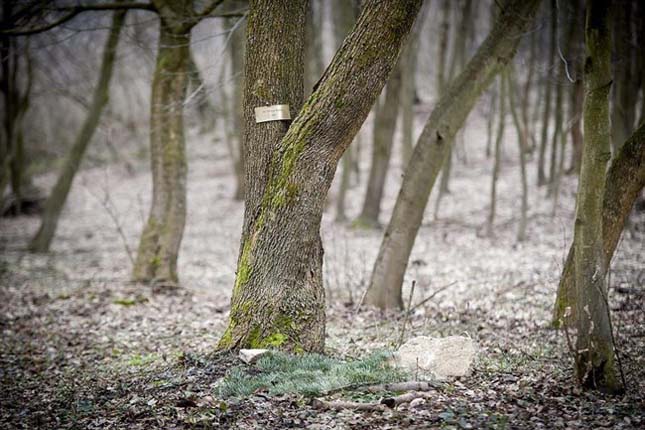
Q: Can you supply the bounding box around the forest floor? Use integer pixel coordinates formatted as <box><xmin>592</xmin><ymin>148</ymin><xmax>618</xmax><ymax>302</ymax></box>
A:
<box><xmin>1</xmin><ymin>111</ymin><xmax>644</xmax><ymax>429</ymax></box>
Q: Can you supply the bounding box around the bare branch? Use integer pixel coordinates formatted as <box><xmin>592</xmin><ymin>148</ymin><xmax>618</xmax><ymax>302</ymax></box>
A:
<box><xmin>1</xmin><ymin>2</ymin><xmax>155</xmax><ymax>36</ymax></box>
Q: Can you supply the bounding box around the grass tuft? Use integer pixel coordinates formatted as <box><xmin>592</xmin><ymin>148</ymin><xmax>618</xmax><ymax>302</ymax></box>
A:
<box><xmin>217</xmin><ymin>351</ymin><xmax>407</xmax><ymax>398</ymax></box>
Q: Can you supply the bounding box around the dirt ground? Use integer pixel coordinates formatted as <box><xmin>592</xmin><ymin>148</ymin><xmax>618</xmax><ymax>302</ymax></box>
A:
<box><xmin>1</xmin><ymin>112</ymin><xmax>644</xmax><ymax>429</ymax></box>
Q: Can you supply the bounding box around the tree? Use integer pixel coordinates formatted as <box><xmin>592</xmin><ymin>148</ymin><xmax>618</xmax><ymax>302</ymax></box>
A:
<box><xmin>355</xmin><ymin>61</ymin><xmax>403</xmax><ymax>228</ymax></box>
<box><xmin>537</xmin><ymin>0</ymin><xmax>557</xmax><ymax>186</ymax></box>
<box><xmin>486</xmin><ymin>73</ymin><xmax>505</xmax><ymax>237</ymax></box>
<box><xmin>0</xmin><ymin>3</ymin><xmax>36</xmax><ymax>216</ymax></box>
<box><xmin>132</xmin><ymin>0</ymin><xmax>233</xmax><ymax>284</ymax></box>
<box><xmin>506</xmin><ymin>66</ymin><xmax>529</xmax><ymax>242</ymax></box>
<box><xmin>364</xmin><ymin>0</ymin><xmax>541</xmax><ymax>310</ymax></box>
<box><xmin>28</xmin><ymin>10</ymin><xmax>126</xmax><ymax>252</ymax></box>
<box><xmin>332</xmin><ymin>0</ymin><xmax>359</xmax><ymax>223</ymax></box>
<box><xmin>570</xmin><ymin>0</ymin><xmax>621</xmax><ymax>392</ymax></box>
<box><xmin>399</xmin><ymin>1</ymin><xmax>429</xmax><ymax>166</ymax></box>
<box><xmin>552</xmin><ymin>122</ymin><xmax>644</xmax><ymax>327</ymax></box>
<box><xmin>218</xmin><ymin>0</ymin><xmax>422</xmax><ymax>352</ymax></box>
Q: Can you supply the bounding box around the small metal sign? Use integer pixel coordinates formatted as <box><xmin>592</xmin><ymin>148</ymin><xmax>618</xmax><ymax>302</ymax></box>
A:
<box><xmin>254</xmin><ymin>104</ymin><xmax>291</xmax><ymax>123</ymax></box>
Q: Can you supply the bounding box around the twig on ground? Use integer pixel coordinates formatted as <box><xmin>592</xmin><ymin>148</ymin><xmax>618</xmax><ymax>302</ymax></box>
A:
<box><xmin>365</xmin><ymin>381</ymin><xmax>442</xmax><ymax>393</ymax></box>
<box><xmin>312</xmin><ymin>390</ymin><xmax>435</xmax><ymax>411</ymax></box>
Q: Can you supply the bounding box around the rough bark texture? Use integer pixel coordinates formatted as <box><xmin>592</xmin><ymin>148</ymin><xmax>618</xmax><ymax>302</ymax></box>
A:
<box><xmin>552</xmin><ymin>123</ymin><xmax>645</xmax><ymax>327</ymax></box>
<box><xmin>364</xmin><ymin>0</ymin><xmax>540</xmax><ymax>310</ymax></box>
<box><xmin>218</xmin><ymin>0</ymin><xmax>422</xmax><ymax>352</ymax></box>
<box><xmin>572</xmin><ymin>0</ymin><xmax>620</xmax><ymax>392</ymax></box>
<box><xmin>28</xmin><ymin>10</ymin><xmax>125</xmax><ymax>252</ymax></box>
<box><xmin>132</xmin><ymin>3</ymin><xmax>193</xmax><ymax>284</ymax></box>
<box><xmin>356</xmin><ymin>62</ymin><xmax>403</xmax><ymax>227</ymax></box>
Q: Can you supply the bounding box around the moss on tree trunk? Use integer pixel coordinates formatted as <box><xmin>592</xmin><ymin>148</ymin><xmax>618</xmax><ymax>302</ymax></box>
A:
<box><xmin>132</xmin><ymin>21</ymin><xmax>191</xmax><ymax>285</ymax></box>
<box><xmin>218</xmin><ymin>0</ymin><xmax>422</xmax><ymax>352</ymax></box>
<box><xmin>552</xmin><ymin>123</ymin><xmax>644</xmax><ymax>327</ymax></box>
<box><xmin>572</xmin><ymin>0</ymin><xmax>621</xmax><ymax>392</ymax></box>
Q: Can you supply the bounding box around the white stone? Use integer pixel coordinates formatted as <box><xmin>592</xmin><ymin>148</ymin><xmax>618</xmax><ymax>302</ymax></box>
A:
<box><xmin>393</xmin><ymin>336</ymin><xmax>477</xmax><ymax>380</ymax></box>
<box><xmin>238</xmin><ymin>349</ymin><xmax>270</xmax><ymax>364</ymax></box>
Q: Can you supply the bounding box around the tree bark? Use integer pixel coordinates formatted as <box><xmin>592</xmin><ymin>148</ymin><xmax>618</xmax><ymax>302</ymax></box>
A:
<box><xmin>572</xmin><ymin>0</ymin><xmax>621</xmax><ymax>392</ymax></box>
<box><xmin>356</xmin><ymin>62</ymin><xmax>403</xmax><ymax>227</ymax></box>
<box><xmin>218</xmin><ymin>0</ymin><xmax>422</xmax><ymax>352</ymax></box>
<box><xmin>364</xmin><ymin>0</ymin><xmax>540</xmax><ymax>310</ymax></box>
<box><xmin>132</xmin><ymin>5</ymin><xmax>193</xmax><ymax>285</ymax></box>
<box><xmin>28</xmin><ymin>10</ymin><xmax>126</xmax><ymax>252</ymax></box>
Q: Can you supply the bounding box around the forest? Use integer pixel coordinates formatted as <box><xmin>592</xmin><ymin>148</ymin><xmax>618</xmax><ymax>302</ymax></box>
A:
<box><xmin>0</xmin><ymin>0</ymin><xmax>643</xmax><ymax>428</ymax></box>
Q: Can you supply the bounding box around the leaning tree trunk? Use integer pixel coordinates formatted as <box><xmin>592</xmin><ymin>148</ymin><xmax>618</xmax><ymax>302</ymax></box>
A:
<box><xmin>552</xmin><ymin>122</ymin><xmax>644</xmax><ymax>327</ymax></box>
<box><xmin>356</xmin><ymin>62</ymin><xmax>403</xmax><ymax>227</ymax></box>
<box><xmin>132</xmin><ymin>23</ymin><xmax>191</xmax><ymax>285</ymax></box>
<box><xmin>537</xmin><ymin>0</ymin><xmax>557</xmax><ymax>186</ymax></box>
<box><xmin>364</xmin><ymin>0</ymin><xmax>540</xmax><ymax>310</ymax></box>
<box><xmin>571</xmin><ymin>0</ymin><xmax>621</xmax><ymax>392</ymax></box>
<box><xmin>217</xmin><ymin>0</ymin><xmax>422</xmax><ymax>352</ymax></box>
<box><xmin>28</xmin><ymin>10</ymin><xmax>125</xmax><ymax>252</ymax></box>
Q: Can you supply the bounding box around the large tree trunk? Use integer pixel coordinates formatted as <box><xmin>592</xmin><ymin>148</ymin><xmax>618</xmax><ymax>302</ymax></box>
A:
<box><xmin>537</xmin><ymin>0</ymin><xmax>557</xmax><ymax>186</ymax></box>
<box><xmin>356</xmin><ymin>62</ymin><xmax>403</xmax><ymax>227</ymax></box>
<box><xmin>218</xmin><ymin>0</ymin><xmax>422</xmax><ymax>352</ymax></box>
<box><xmin>28</xmin><ymin>10</ymin><xmax>126</xmax><ymax>252</ymax></box>
<box><xmin>572</xmin><ymin>0</ymin><xmax>621</xmax><ymax>392</ymax></box>
<box><xmin>364</xmin><ymin>0</ymin><xmax>540</xmax><ymax>310</ymax></box>
<box><xmin>132</xmin><ymin>19</ymin><xmax>191</xmax><ymax>285</ymax></box>
<box><xmin>552</xmin><ymin>123</ymin><xmax>644</xmax><ymax>327</ymax></box>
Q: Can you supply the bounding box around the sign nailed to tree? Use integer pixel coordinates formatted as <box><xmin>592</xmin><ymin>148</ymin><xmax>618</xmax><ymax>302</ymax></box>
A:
<box><xmin>254</xmin><ymin>104</ymin><xmax>291</xmax><ymax>123</ymax></box>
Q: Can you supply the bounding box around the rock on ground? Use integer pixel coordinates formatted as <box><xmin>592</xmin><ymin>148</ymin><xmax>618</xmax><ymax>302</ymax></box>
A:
<box><xmin>394</xmin><ymin>336</ymin><xmax>477</xmax><ymax>380</ymax></box>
